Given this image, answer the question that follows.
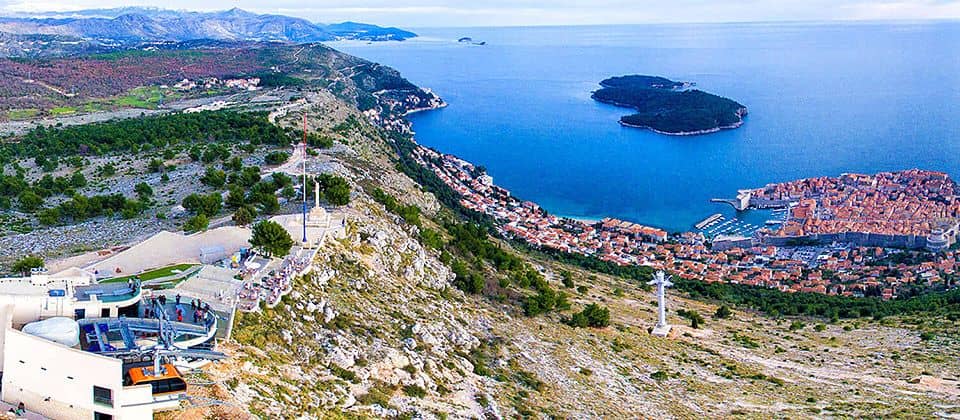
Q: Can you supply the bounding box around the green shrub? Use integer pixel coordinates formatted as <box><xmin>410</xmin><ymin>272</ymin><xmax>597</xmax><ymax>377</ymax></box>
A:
<box><xmin>184</xmin><ymin>214</ymin><xmax>209</xmax><ymax>233</ymax></box>
<box><xmin>134</xmin><ymin>182</ymin><xmax>153</xmax><ymax>200</ymax></box>
<box><xmin>677</xmin><ymin>309</ymin><xmax>705</xmax><ymax>329</ymax></box>
<box><xmin>731</xmin><ymin>332</ymin><xmax>760</xmax><ymax>349</ymax></box>
<box><xmin>564</xmin><ymin>303</ymin><xmax>611</xmax><ymax>328</ymax></box>
<box><xmin>249</xmin><ymin>220</ymin><xmax>294</xmax><ymax>257</ymax></box>
<box><xmin>232</xmin><ymin>206</ymin><xmax>256</xmax><ymax>226</ymax></box>
<box><xmin>182</xmin><ymin>193</ymin><xmax>222</xmax><ymax>217</ymax></box>
<box><xmin>357</xmin><ymin>382</ymin><xmax>395</xmax><ymax>407</ymax></box>
<box><xmin>200</xmin><ymin>167</ymin><xmax>227</xmax><ymax>188</ymax></box>
<box><xmin>560</xmin><ymin>270</ymin><xmax>575</xmax><ymax>288</ymax></box>
<box><xmin>317</xmin><ymin>173</ymin><xmax>351</xmax><ymax>206</ymax></box>
<box><xmin>420</xmin><ymin>228</ymin><xmax>444</xmax><ymax>249</ymax></box>
<box><xmin>330</xmin><ymin>365</ymin><xmax>359</xmax><ymax>383</ymax></box>
<box><xmin>650</xmin><ymin>371</ymin><xmax>669</xmax><ymax>381</ymax></box>
<box><xmin>402</xmin><ymin>385</ymin><xmax>427</xmax><ymax>398</ymax></box>
<box><xmin>714</xmin><ymin>304</ymin><xmax>732</xmax><ymax>319</ymax></box>
<box><xmin>11</xmin><ymin>255</ymin><xmax>43</xmax><ymax>275</ymax></box>
<box><xmin>264</xmin><ymin>151</ymin><xmax>290</xmax><ymax>165</ymax></box>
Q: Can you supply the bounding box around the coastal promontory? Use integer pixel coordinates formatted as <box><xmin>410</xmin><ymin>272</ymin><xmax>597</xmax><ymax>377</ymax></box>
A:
<box><xmin>591</xmin><ymin>75</ymin><xmax>747</xmax><ymax>135</ymax></box>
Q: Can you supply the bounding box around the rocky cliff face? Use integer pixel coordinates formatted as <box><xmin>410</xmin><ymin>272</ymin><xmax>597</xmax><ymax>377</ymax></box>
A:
<box><xmin>161</xmin><ymin>99</ymin><xmax>960</xmax><ymax>419</ymax></box>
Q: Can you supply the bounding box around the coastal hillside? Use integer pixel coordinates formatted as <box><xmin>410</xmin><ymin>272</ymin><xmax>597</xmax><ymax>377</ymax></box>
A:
<box><xmin>592</xmin><ymin>74</ymin><xmax>747</xmax><ymax>135</ymax></box>
<box><xmin>0</xmin><ymin>41</ymin><xmax>441</xmax><ymax>266</ymax></box>
<box><xmin>0</xmin><ymin>41</ymin><xmax>440</xmax><ymax>124</ymax></box>
<box><xmin>2</xmin><ymin>39</ymin><xmax>957</xmax><ymax>418</ymax></box>
<box><xmin>169</xmin><ymin>97</ymin><xmax>960</xmax><ymax>418</ymax></box>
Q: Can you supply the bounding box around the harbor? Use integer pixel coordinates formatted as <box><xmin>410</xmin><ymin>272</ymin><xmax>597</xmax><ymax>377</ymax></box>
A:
<box><xmin>694</xmin><ymin>213</ymin><xmax>723</xmax><ymax>230</ymax></box>
<box><xmin>693</xmin><ymin>209</ymin><xmax>771</xmax><ymax>239</ymax></box>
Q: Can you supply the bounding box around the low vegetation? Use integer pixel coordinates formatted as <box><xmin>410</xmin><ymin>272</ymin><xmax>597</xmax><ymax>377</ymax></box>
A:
<box><xmin>563</xmin><ymin>303</ymin><xmax>611</xmax><ymax>328</ymax></box>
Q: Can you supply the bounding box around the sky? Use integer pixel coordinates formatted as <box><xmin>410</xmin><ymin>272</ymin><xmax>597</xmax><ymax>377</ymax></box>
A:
<box><xmin>3</xmin><ymin>0</ymin><xmax>960</xmax><ymax>27</ymax></box>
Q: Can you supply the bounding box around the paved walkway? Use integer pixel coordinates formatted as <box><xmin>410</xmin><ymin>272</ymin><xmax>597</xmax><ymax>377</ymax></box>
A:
<box><xmin>175</xmin><ymin>265</ymin><xmax>242</xmax><ymax>313</ymax></box>
<box><xmin>86</xmin><ymin>227</ymin><xmax>251</xmax><ymax>276</ymax></box>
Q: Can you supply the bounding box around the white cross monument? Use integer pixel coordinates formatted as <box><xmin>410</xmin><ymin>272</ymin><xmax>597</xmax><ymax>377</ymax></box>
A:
<box><xmin>648</xmin><ymin>270</ymin><xmax>673</xmax><ymax>337</ymax></box>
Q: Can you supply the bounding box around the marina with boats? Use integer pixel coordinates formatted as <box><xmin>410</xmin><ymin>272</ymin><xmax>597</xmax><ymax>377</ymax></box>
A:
<box><xmin>693</xmin><ymin>213</ymin><xmax>763</xmax><ymax>238</ymax></box>
<box><xmin>693</xmin><ymin>202</ymin><xmax>792</xmax><ymax>239</ymax></box>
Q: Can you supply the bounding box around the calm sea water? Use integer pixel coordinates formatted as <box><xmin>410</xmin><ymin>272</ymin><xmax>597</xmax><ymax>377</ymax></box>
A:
<box><xmin>331</xmin><ymin>23</ymin><xmax>960</xmax><ymax>232</ymax></box>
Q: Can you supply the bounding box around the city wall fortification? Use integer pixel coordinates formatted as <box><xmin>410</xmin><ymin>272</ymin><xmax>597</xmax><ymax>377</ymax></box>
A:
<box><xmin>760</xmin><ymin>232</ymin><xmax>926</xmax><ymax>249</ymax></box>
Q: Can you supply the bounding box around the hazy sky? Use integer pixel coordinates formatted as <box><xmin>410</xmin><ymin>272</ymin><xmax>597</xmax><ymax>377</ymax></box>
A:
<box><xmin>3</xmin><ymin>0</ymin><xmax>960</xmax><ymax>27</ymax></box>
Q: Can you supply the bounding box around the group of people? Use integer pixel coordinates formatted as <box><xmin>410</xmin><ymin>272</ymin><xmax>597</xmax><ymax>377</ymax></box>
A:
<box><xmin>6</xmin><ymin>402</ymin><xmax>25</xmax><ymax>417</ymax></box>
<box><xmin>236</xmin><ymin>282</ymin><xmax>261</xmax><ymax>311</ymax></box>
<box><xmin>143</xmin><ymin>293</ymin><xmax>213</xmax><ymax>325</ymax></box>
<box><xmin>142</xmin><ymin>294</ymin><xmax>169</xmax><ymax>319</ymax></box>
<box><xmin>236</xmin><ymin>254</ymin><xmax>310</xmax><ymax>311</ymax></box>
<box><xmin>263</xmin><ymin>255</ymin><xmax>309</xmax><ymax>306</ymax></box>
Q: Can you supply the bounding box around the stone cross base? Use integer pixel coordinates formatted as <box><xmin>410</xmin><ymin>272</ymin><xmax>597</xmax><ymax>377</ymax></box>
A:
<box><xmin>651</xmin><ymin>324</ymin><xmax>672</xmax><ymax>337</ymax></box>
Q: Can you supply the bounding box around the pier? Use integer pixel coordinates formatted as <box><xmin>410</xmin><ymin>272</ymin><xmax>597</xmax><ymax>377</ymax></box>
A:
<box><xmin>695</xmin><ymin>213</ymin><xmax>723</xmax><ymax>230</ymax></box>
<box><xmin>711</xmin><ymin>190</ymin><xmax>753</xmax><ymax>211</ymax></box>
<box><xmin>697</xmin><ymin>216</ymin><xmax>762</xmax><ymax>239</ymax></box>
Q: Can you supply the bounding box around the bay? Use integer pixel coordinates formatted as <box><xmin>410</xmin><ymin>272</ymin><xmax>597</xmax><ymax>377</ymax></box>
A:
<box><xmin>332</xmin><ymin>23</ymin><xmax>960</xmax><ymax>232</ymax></box>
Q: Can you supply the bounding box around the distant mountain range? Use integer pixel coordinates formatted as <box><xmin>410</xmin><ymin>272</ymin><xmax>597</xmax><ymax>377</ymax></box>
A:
<box><xmin>0</xmin><ymin>7</ymin><xmax>416</xmax><ymax>42</ymax></box>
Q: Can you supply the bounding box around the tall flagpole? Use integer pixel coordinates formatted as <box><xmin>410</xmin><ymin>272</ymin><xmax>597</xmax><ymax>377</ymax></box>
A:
<box><xmin>301</xmin><ymin>113</ymin><xmax>308</xmax><ymax>244</ymax></box>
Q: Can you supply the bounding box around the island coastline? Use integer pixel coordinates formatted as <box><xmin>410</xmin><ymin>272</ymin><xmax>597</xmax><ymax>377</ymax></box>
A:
<box><xmin>591</xmin><ymin>74</ymin><xmax>747</xmax><ymax>135</ymax></box>
<box><xmin>617</xmin><ymin>107</ymin><xmax>747</xmax><ymax>136</ymax></box>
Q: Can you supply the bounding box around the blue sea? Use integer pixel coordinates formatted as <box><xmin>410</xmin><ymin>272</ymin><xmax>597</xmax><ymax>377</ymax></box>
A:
<box><xmin>331</xmin><ymin>23</ymin><xmax>960</xmax><ymax>232</ymax></box>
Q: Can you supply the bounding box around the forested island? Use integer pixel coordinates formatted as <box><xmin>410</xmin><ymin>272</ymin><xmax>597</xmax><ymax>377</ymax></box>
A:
<box><xmin>591</xmin><ymin>75</ymin><xmax>747</xmax><ymax>135</ymax></box>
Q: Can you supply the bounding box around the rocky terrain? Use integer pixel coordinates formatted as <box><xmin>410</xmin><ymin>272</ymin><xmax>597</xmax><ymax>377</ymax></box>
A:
<box><xmin>0</xmin><ymin>40</ymin><xmax>441</xmax><ymax>123</ymax></box>
<box><xmin>0</xmin><ymin>41</ymin><xmax>442</xmax><ymax>268</ymax></box>
<box><xmin>158</xmin><ymin>103</ymin><xmax>960</xmax><ymax>418</ymax></box>
<box><xmin>6</xmin><ymin>41</ymin><xmax>956</xmax><ymax>417</ymax></box>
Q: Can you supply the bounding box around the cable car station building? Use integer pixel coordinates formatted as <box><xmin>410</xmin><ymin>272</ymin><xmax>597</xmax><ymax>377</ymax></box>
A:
<box><xmin>0</xmin><ymin>268</ymin><xmax>219</xmax><ymax>419</ymax></box>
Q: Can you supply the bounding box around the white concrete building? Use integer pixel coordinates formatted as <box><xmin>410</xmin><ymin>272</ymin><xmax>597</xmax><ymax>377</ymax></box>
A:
<box><xmin>1</xmin><ymin>324</ymin><xmax>179</xmax><ymax>419</ymax></box>
<box><xmin>0</xmin><ymin>268</ymin><xmax>207</xmax><ymax>419</ymax></box>
<box><xmin>0</xmin><ymin>269</ymin><xmax>140</xmax><ymax>329</ymax></box>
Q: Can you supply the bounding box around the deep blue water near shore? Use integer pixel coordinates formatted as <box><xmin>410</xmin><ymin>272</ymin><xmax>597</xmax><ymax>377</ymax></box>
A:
<box><xmin>332</xmin><ymin>23</ymin><xmax>960</xmax><ymax>232</ymax></box>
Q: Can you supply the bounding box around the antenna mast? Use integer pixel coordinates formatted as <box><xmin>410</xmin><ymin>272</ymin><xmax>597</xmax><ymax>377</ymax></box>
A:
<box><xmin>301</xmin><ymin>113</ymin><xmax>308</xmax><ymax>244</ymax></box>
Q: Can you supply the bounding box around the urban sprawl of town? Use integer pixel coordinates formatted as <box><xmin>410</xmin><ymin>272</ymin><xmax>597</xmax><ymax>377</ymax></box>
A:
<box><xmin>415</xmin><ymin>146</ymin><xmax>960</xmax><ymax>300</ymax></box>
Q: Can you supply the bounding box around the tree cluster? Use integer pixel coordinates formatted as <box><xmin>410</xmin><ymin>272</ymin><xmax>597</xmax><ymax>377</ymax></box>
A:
<box><xmin>40</xmin><ymin>193</ymin><xmax>145</xmax><ymax>225</ymax></box>
<box><xmin>315</xmin><ymin>173</ymin><xmax>351</xmax><ymax>206</ymax></box>
<box><xmin>12</xmin><ymin>111</ymin><xmax>291</xmax><ymax>159</ymax></box>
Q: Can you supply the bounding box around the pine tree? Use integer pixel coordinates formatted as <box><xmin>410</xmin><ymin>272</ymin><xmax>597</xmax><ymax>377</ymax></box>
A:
<box><xmin>249</xmin><ymin>220</ymin><xmax>294</xmax><ymax>257</ymax></box>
